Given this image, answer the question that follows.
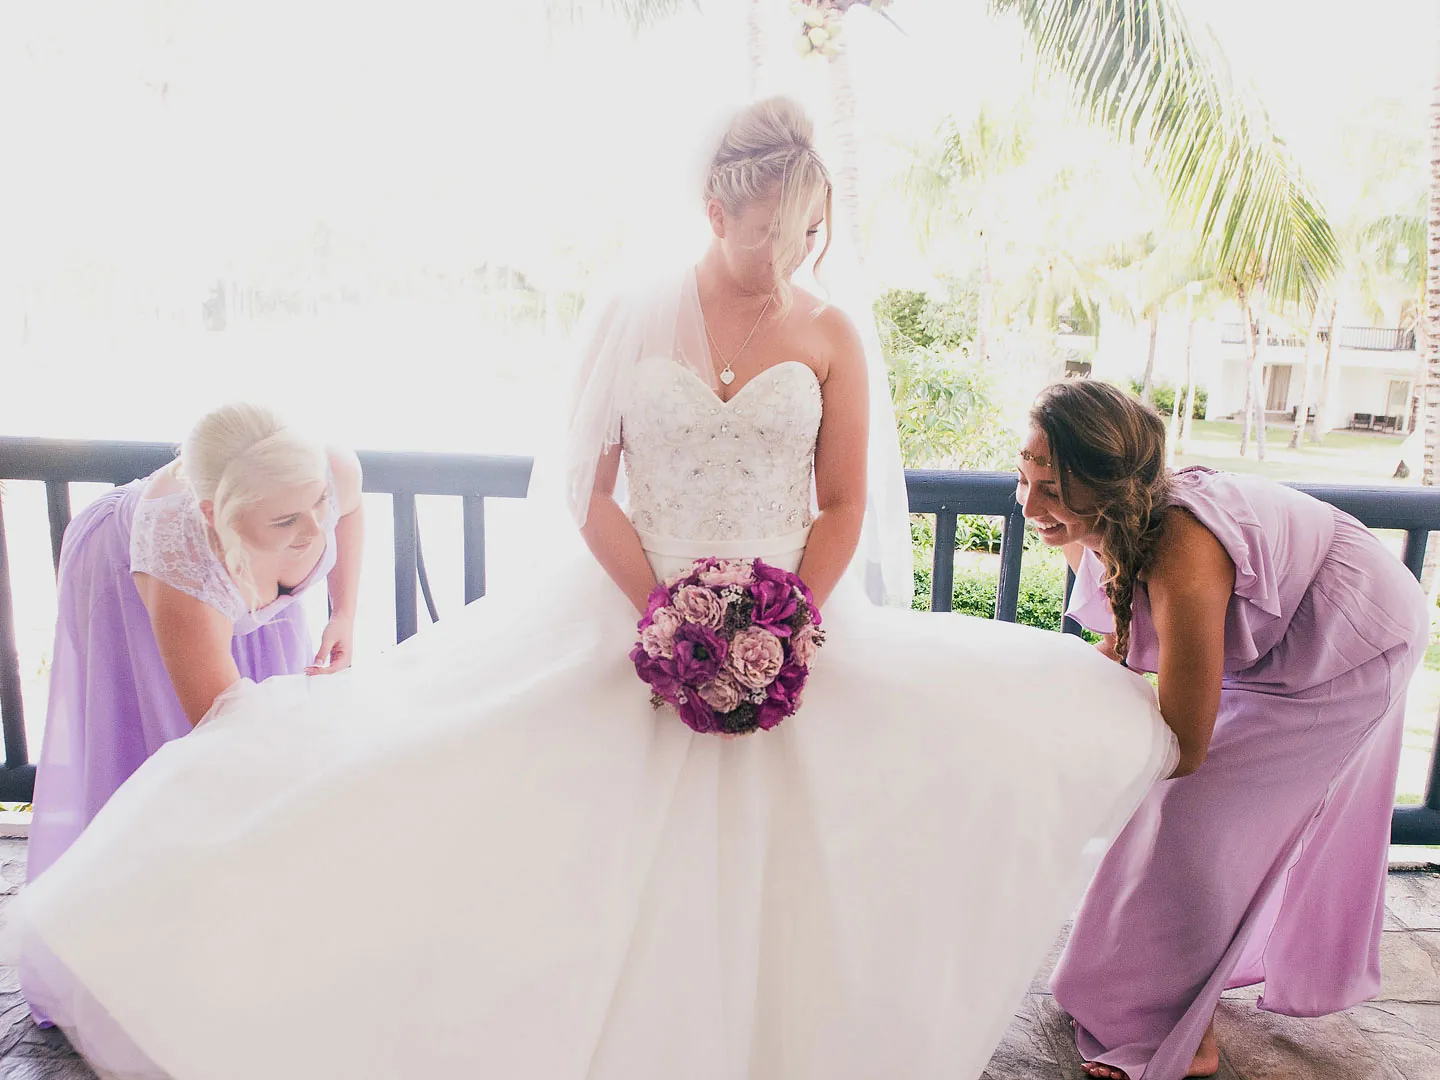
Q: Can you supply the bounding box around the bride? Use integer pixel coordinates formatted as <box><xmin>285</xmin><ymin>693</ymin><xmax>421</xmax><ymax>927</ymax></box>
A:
<box><xmin>12</xmin><ymin>98</ymin><xmax>1179</xmax><ymax>1080</ymax></box>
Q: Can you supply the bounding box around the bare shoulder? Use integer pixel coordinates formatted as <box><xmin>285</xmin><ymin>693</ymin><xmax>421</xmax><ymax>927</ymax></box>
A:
<box><xmin>791</xmin><ymin>288</ymin><xmax>863</xmax><ymax>383</ymax></box>
<box><xmin>1148</xmin><ymin>506</ymin><xmax>1236</xmax><ymax>595</ymax></box>
<box><xmin>326</xmin><ymin>446</ymin><xmax>364</xmax><ymax>511</ymax></box>
<box><xmin>134</xmin><ymin>570</ymin><xmax>234</xmax><ymax>634</ymax></box>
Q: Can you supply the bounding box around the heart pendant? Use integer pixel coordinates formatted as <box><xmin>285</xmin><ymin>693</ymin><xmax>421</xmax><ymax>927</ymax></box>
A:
<box><xmin>719</xmin><ymin>368</ymin><xmax>736</xmax><ymax>385</ymax></box>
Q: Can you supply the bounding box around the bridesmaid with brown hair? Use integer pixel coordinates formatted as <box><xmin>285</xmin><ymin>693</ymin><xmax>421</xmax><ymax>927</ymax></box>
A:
<box><xmin>1017</xmin><ymin>377</ymin><xmax>1427</xmax><ymax>1080</ymax></box>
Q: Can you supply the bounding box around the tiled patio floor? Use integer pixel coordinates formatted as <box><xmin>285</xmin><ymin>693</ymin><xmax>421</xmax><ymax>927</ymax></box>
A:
<box><xmin>0</xmin><ymin>839</ymin><xmax>1435</xmax><ymax>1079</ymax></box>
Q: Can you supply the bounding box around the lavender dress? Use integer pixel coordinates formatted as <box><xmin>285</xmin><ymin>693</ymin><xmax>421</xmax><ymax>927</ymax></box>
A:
<box><xmin>1055</xmin><ymin>467</ymin><xmax>1428</xmax><ymax>1080</ymax></box>
<box><xmin>24</xmin><ymin>472</ymin><xmax>337</xmax><ymax>1020</ymax></box>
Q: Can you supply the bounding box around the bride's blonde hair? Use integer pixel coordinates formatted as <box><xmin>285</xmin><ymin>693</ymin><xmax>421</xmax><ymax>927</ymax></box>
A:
<box><xmin>704</xmin><ymin>96</ymin><xmax>833</xmax><ymax>312</ymax></box>
<box><xmin>180</xmin><ymin>403</ymin><xmax>328</xmax><ymax>611</ymax></box>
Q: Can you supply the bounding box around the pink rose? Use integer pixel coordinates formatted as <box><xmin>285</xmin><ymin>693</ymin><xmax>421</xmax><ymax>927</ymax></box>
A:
<box><xmin>791</xmin><ymin>624</ymin><xmax>819</xmax><ymax>668</ymax></box>
<box><xmin>641</xmin><ymin>606</ymin><xmax>682</xmax><ymax>659</ymax></box>
<box><xmin>727</xmin><ymin>626</ymin><xmax>784</xmax><ymax>690</ymax></box>
<box><xmin>697</xmin><ymin>672</ymin><xmax>742</xmax><ymax>713</ymax></box>
<box><xmin>698</xmin><ymin>559</ymin><xmax>755</xmax><ymax>589</ymax></box>
<box><xmin>673</xmin><ymin>585</ymin><xmax>726</xmax><ymax>630</ymax></box>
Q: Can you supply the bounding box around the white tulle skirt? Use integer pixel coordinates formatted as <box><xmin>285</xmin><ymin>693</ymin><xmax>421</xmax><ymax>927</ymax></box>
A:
<box><xmin>11</xmin><ymin>534</ymin><xmax>1177</xmax><ymax>1080</ymax></box>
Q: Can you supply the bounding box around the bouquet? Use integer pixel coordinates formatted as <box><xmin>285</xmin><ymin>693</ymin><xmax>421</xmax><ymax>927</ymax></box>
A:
<box><xmin>630</xmin><ymin>558</ymin><xmax>825</xmax><ymax>735</ymax></box>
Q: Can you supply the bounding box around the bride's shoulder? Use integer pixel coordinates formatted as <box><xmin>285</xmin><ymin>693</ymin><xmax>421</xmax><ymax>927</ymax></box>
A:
<box><xmin>793</xmin><ymin>287</ymin><xmax>858</xmax><ymax>339</ymax></box>
<box><xmin>792</xmin><ymin>289</ymin><xmax>863</xmax><ymax>378</ymax></box>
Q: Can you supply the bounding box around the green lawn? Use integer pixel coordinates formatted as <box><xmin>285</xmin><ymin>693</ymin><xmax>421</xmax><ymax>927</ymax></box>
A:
<box><xmin>1173</xmin><ymin>420</ymin><xmax>1412</xmax><ymax>485</ymax></box>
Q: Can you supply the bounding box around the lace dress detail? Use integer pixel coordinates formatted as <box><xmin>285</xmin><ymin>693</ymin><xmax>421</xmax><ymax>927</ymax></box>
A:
<box><xmin>130</xmin><ymin>490</ymin><xmax>249</xmax><ymax>624</ymax></box>
<box><xmin>621</xmin><ymin>358</ymin><xmax>822</xmax><ymax>542</ymax></box>
<box><xmin>128</xmin><ymin>477</ymin><xmax>339</xmax><ymax>630</ymax></box>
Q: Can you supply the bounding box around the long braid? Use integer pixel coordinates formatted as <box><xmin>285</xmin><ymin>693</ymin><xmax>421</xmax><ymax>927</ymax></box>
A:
<box><xmin>1095</xmin><ymin>479</ymin><xmax>1170</xmax><ymax>664</ymax></box>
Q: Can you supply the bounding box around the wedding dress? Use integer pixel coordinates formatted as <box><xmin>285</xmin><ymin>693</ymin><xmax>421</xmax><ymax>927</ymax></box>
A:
<box><xmin>11</xmin><ymin>278</ymin><xmax>1177</xmax><ymax>1080</ymax></box>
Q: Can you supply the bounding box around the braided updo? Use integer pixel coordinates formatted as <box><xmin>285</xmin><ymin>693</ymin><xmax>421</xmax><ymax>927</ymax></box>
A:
<box><xmin>1030</xmin><ymin>380</ymin><xmax>1172</xmax><ymax>663</ymax></box>
<box><xmin>704</xmin><ymin>96</ymin><xmax>833</xmax><ymax>311</ymax></box>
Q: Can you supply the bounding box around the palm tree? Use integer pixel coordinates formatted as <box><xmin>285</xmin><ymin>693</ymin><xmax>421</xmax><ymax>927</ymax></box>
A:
<box><xmin>1177</xmin><ymin>283</ymin><xmax>1201</xmax><ymax>448</ymax></box>
<box><xmin>747</xmin><ymin>0</ymin><xmax>765</xmax><ymax>95</ymax></box>
<box><xmin>1424</xmin><ymin>52</ymin><xmax>1440</xmax><ymax>491</ymax></box>
<box><xmin>552</xmin><ymin>0</ymin><xmax>1340</xmax><ymax>314</ymax></box>
<box><xmin>1288</xmin><ymin>298</ymin><xmax>1324</xmax><ymax>449</ymax></box>
<box><xmin>1234</xmin><ymin>276</ymin><xmax>1267</xmax><ymax>460</ymax></box>
<box><xmin>995</xmin><ymin>1</ymin><xmax>1337</xmax><ymax>309</ymax></box>
<box><xmin>903</xmin><ymin>105</ymin><xmax>1032</xmax><ymax>366</ymax></box>
<box><xmin>1103</xmin><ymin>229</ymin><xmax>1206</xmax><ymax>399</ymax></box>
<box><xmin>1311</xmin><ymin>295</ymin><xmax>1340</xmax><ymax>442</ymax></box>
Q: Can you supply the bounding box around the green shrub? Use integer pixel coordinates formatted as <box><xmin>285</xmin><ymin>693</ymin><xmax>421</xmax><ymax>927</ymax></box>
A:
<box><xmin>1130</xmin><ymin>378</ymin><xmax>1207</xmax><ymax>420</ymax></box>
<box><xmin>912</xmin><ymin>513</ymin><xmax>1042</xmax><ymax>556</ymax></box>
<box><xmin>911</xmin><ymin>559</ymin><xmax>1068</xmax><ymax>631</ymax></box>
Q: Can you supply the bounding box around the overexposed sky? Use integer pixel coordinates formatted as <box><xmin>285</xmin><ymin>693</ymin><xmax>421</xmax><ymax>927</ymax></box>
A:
<box><xmin>3</xmin><ymin>0</ymin><xmax>1431</xmax><ymax>277</ymax></box>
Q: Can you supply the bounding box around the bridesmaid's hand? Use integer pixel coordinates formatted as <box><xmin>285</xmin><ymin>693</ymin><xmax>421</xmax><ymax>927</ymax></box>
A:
<box><xmin>308</xmin><ymin>613</ymin><xmax>355</xmax><ymax>675</ymax></box>
<box><xmin>1095</xmin><ymin>633</ymin><xmax>1122</xmax><ymax>664</ymax></box>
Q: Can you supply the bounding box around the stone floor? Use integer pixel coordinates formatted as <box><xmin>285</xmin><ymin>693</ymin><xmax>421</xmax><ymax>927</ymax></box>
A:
<box><xmin>0</xmin><ymin>838</ymin><xmax>1434</xmax><ymax>1079</ymax></box>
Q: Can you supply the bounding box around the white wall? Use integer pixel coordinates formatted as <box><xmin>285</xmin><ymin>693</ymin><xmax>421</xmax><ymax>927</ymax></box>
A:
<box><xmin>1211</xmin><ymin>341</ymin><xmax>1419</xmax><ymax>433</ymax></box>
<box><xmin>1334</xmin><ymin>367</ymin><xmax>1409</xmax><ymax>429</ymax></box>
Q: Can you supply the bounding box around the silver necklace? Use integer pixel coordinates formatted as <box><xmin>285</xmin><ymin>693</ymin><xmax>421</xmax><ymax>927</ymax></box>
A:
<box><xmin>701</xmin><ymin>294</ymin><xmax>774</xmax><ymax>386</ymax></box>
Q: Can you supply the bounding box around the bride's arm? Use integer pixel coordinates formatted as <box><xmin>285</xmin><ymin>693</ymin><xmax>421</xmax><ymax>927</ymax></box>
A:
<box><xmin>798</xmin><ymin>311</ymin><xmax>868</xmax><ymax>609</ymax></box>
<box><xmin>579</xmin><ymin>442</ymin><xmax>660</xmax><ymax>614</ymax></box>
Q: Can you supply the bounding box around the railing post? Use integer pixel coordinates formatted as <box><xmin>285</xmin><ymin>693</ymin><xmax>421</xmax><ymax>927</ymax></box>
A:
<box><xmin>995</xmin><ymin>502</ymin><xmax>1026</xmax><ymax>623</ymax></box>
<box><xmin>0</xmin><ymin>498</ymin><xmax>28</xmax><ymax>770</ymax></box>
<box><xmin>929</xmin><ymin>511</ymin><xmax>957</xmax><ymax>613</ymax></box>
<box><xmin>462</xmin><ymin>496</ymin><xmax>487</xmax><ymax>604</ymax></box>
<box><xmin>1062</xmin><ymin>565</ymin><xmax>1084</xmax><ymax>636</ymax></box>
<box><xmin>45</xmin><ymin>481</ymin><xmax>72</xmax><ymax>576</ymax></box>
<box><xmin>1401</xmin><ymin>529</ymin><xmax>1429</xmax><ymax>583</ymax></box>
<box><xmin>393</xmin><ymin>493</ymin><xmax>418</xmax><ymax>643</ymax></box>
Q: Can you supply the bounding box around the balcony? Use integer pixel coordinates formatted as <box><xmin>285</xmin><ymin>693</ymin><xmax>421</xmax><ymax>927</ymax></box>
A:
<box><xmin>0</xmin><ymin>438</ymin><xmax>1436</xmax><ymax>1079</ymax></box>
<box><xmin>1220</xmin><ymin>325</ymin><xmax>1418</xmax><ymax>351</ymax></box>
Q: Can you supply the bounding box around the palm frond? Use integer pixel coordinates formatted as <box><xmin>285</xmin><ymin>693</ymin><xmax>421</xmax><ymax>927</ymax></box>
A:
<box><xmin>991</xmin><ymin>0</ymin><xmax>1339</xmax><ymax>308</ymax></box>
<box><xmin>1359</xmin><ymin>206</ymin><xmax>1426</xmax><ymax>288</ymax></box>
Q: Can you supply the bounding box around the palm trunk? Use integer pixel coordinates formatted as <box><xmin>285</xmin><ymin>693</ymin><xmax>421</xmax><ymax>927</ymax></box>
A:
<box><xmin>1239</xmin><ymin>287</ymin><xmax>1257</xmax><ymax>457</ymax></box>
<box><xmin>1167</xmin><ymin>360</ymin><xmax>1183</xmax><ymax>465</ymax></box>
<box><xmin>1311</xmin><ymin>297</ymin><xmax>1338</xmax><ymax>444</ymax></box>
<box><xmin>1179</xmin><ymin>311</ymin><xmax>1197</xmax><ymax>452</ymax></box>
<box><xmin>1289</xmin><ymin>302</ymin><xmax>1323</xmax><ymax>448</ymax></box>
<box><xmin>977</xmin><ymin>232</ymin><xmax>992</xmax><ymax>365</ymax></box>
<box><xmin>1253</xmin><ymin>307</ymin><xmax>1269</xmax><ymax>462</ymax></box>
<box><xmin>827</xmin><ymin>38</ymin><xmax>863</xmax><ymax>253</ymax></box>
<box><xmin>746</xmin><ymin>0</ymin><xmax>764</xmax><ymax>97</ymax></box>
<box><xmin>1425</xmin><ymin>59</ymin><xmax>1440</xmax><ymax>489</ymax></box>
<box><xmin>1420</xmin><ymin>56</ymin><xmax>1440</xmax><ymax>597</ymax></box>
<box><xmin>1141</xmin><ymin>312</ymin><xmax>1159</xmax><ymax>399</ymax></box>
<box><xmin>1414</xmin><ymin>320</ymin><xmax>1430</xmax><ymax>437</ymax></box>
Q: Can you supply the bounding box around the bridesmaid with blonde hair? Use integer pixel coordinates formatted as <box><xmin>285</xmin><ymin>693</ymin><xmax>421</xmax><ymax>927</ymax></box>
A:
<box><xmin>25</xmin><ymin>402</ymin><xmax>363</xmax><ymax>1021</ymax></box>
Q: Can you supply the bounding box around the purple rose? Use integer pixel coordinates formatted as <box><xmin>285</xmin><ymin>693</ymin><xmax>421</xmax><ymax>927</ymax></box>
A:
<box><xmin>755</xmin><ymin>699</ymin><xmax>789</xmax><ymax>731</ymax></box>
<box><xmin>673</xmin><ymin>585</ymin><xmax>726</xmax><ymax>630</ymax></box>
<box><xmin>749</xmin><ymin>563</ymin><xmax>800</xmax><ymax>633</ymax></box>
<box><xmin>765</xmin><ymin>665</ymin><xmax>807</xmax><ymax>714</ymax></box>
<box><xmin>677</xmin><ymin>692</ymin><xmax>719</xmax><ymax>734</ymax></box>
<box><xmin>672</xmin><ymin>623</ymin><xmax>727</xmax><ymax>684</ymax></box>
<box><xmin>727</xmin><ymin>626</ymin><xmax>784</xmax><ymax>690</ymax></box>
<box><xmin>639</xmin><ymin>584</ymin><xmax>672</xmax><ymax>628</ymax></box>
<box><xmin>631</xmin><ymin>644</ymin><xmax>680</xmax><ymax>701</ymax></box>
